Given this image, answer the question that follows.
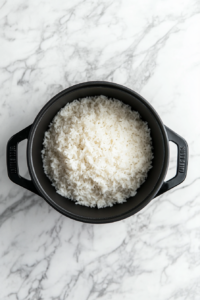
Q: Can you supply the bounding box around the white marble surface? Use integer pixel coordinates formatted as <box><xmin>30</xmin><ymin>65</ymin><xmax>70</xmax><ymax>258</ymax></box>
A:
<box><xmin>0</xmin><ymin>0</ymin><xmax>200</xmax><ymax>299</ymax></box>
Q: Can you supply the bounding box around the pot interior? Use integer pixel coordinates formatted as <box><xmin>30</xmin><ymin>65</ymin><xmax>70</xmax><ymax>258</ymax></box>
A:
<box><xmin>28</xmin><ymin>83</ymin><xmax>168</xmax><ymax>223</ymax></box>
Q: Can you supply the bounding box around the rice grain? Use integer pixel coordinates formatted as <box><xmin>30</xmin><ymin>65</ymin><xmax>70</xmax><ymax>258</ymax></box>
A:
<box><xmin>42</xmin><ymin>96</ymin><xmax>153</xmax><ymax>208</ymax></box>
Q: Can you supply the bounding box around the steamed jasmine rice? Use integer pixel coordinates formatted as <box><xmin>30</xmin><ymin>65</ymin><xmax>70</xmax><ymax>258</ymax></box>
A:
<box><xmin>42</xmin><ymin>95</ymin><xmax>153</xmax><ymax>208</ymax></box>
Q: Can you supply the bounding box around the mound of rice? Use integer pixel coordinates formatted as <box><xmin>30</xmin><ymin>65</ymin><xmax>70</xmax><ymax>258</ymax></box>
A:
<box><xmin>42</xmin><ymin>95</ymin><xmax>153</xmax><ymax>208</ymax></box>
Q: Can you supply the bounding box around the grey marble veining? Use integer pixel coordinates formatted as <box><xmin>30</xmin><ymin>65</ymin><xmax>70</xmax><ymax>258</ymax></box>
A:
<box><xmin>0</xmin><ymin>0</ymin><xmax>200</xmax><ymax>299</ymax></box>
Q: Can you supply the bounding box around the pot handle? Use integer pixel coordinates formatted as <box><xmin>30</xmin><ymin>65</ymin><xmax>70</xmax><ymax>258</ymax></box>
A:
<box><xmin>155</xmin><ymin>126</ymin><xmax>188</xmax><ymax>197</ymax></box>
<box><xmin>7</xmin><ymin>125</ymin><xmax>40</xmax><ymax>195</ymax></box>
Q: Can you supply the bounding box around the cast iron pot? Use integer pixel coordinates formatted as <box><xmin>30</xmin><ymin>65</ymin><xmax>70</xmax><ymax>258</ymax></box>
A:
<box><xmin>7</xmin><ymin>82</ymin><xmax>188</xmax><ymax>224</ymax></box>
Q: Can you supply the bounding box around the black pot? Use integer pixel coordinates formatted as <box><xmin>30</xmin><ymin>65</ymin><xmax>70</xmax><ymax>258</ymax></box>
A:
<box><xmin>7</xmin><ymin>82</ymin><xmax>188</xmax><ymax>224</ymax></box>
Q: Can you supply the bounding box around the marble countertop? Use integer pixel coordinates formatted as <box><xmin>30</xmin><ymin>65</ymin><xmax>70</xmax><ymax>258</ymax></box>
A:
<box><xmin>1</xmin><ymin>0</ymin><xmax>200</xmax><ymax>299</ymax></box>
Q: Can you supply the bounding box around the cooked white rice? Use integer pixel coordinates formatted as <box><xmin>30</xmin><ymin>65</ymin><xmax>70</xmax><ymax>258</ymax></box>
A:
<box><xmin>42</xmin><ymin>95</ymin><xmax>153</xmax><ymax>208</ymax></box>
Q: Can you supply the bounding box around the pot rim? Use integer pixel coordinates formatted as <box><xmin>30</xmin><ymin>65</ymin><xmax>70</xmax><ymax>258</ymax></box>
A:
<box><xmin>27</xmin><ymin>81</ymin><xmax>169</xmax><ymax>223</ymax></box>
